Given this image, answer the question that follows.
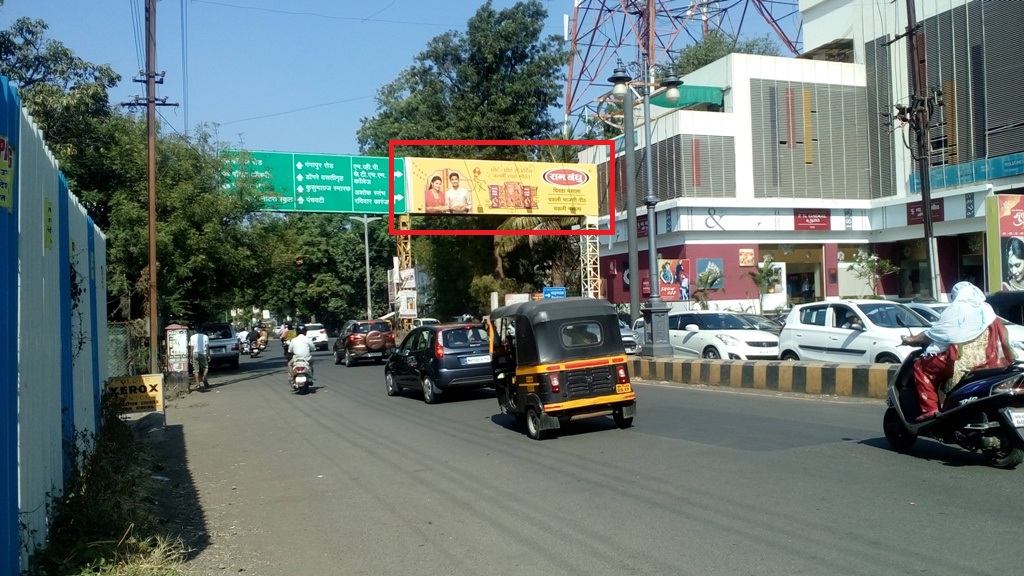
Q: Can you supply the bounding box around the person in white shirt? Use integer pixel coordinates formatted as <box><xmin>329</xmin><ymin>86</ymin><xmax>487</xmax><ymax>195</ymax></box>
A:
<box><xmin>445</xmin><ymin>172</ymin><xmax>472</xmax><ymax>213</ymax></box>
<box><xmin>287</xmin><ymin>324</ymin><xmax>315</xmax><ymax>381</ymax></box>
<box><xmin>188</xmin><ymin>330</ymin><xmax>211</xmax><ymax>388</ymax></box>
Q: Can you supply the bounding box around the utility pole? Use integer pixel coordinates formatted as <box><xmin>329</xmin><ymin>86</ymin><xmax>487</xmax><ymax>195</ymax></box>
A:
<box><xmin>122</xmin><ymin>0</ymin><xmax>177</xmax><ymax>374</ymax></box>
<box><xmin>894</xmin><ymin>0</ymin><xmax>941</xmax><ymax>299</ymax></box>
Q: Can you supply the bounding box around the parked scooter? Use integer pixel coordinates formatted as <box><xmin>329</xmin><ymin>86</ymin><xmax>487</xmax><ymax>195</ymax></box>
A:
<box><xmin>884</xmin><ymin>348</ymin><xmax>1024</xmax><ymax>468</ymax></box>
<box><xmin>290</xmin><ymin>356</ymin><xmax>314</xmax><ymax>394</ymax></box>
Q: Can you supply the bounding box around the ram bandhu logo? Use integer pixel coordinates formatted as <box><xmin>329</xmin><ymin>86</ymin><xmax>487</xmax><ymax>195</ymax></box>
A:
<box><xmin>542</xmin><ymin>168</ymin><xmax>589</xmax><ymax>187</ymax></box>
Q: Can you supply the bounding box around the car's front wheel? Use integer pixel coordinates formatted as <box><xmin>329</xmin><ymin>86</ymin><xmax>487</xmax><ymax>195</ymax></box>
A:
<box><xmin>702</xmin><ymin>347</ymin><xmax>721</xmax><ymax>360</ymax></box>
<box><xmin>385</xmin><ymin>373</ymin><xmax>399</xmax><ymax>397</ymax></box>
<box><xmin>780</xmin><ymin>351</ymin><xmax>799</xmax><ymax>361</ymax></box>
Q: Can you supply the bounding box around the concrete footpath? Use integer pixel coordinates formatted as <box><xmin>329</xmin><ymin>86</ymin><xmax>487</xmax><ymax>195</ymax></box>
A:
<box><xmin>628</xmin><ymin>356</ymin><xmax>896</xmax><ymax>400</ymax></box>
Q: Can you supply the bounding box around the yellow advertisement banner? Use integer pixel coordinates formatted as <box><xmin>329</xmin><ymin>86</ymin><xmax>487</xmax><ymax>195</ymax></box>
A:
<box><xmin>407</xmin><ymin>157</ymin><xmax>599</xmax><ymax>217</ymax></box>
<box><xmin>106</xmin><ymin>374</ymin><xmax>165</xmax><ymax>414</ymax></box>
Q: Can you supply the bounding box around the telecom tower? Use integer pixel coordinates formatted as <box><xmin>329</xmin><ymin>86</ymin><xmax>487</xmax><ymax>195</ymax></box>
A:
<box><xmin>563</xmin><ymin>0</ymin><xmax>803</xmax><ymax>129</ymax></box>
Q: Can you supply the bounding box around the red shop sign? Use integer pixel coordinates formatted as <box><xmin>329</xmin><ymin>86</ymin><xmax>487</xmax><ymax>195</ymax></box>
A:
<box><xmin>907</xmin><ymin>199</ymin><xmax>944</xmax><ymax>225</ymax></box>
<box><xmin>794</xmin><ymin>209</ymin><xmax>831</xmax><ymax>231</ymax></box>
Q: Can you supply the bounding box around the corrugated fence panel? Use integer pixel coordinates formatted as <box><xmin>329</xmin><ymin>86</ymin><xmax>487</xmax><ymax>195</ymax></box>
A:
<box><xmin>17</xmin><ymin>111</ymin><xmax>64</xmax><ymax>560</ymax></box>
<box><xmin>1</xmin><ymin>75</ymin><xmax>22</xmax><ymax>576</ymax></box>
<box><xmin>69</xmin><ymin>197</ymin><xmax>99</xmax><ymax>435</ymax></box>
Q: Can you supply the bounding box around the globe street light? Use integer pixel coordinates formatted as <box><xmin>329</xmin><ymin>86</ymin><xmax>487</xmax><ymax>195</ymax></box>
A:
<box><xmin>349</xmin><ymin>214</ymin><xmax>381</xmax><ymax>319</ymax></box>
<box><xmin>609</xmin><ymin>58</ymin><xmax>682</xmax><ymax>357</ymax></box>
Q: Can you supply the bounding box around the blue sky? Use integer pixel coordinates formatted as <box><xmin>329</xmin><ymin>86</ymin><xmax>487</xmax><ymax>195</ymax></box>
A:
<box><xmin>3</xmin><ymin>1</ymin><xmax>792</xmax><ymax>157</ymax></box>
<box><xmin>2</xmin><ymin>0</ymin><xmax>568</xmax><ymax>155</ymax></box>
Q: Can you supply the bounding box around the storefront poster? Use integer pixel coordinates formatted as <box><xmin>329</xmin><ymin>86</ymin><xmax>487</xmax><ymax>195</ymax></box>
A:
<box><xmin>696</xmin><ymin>258</ymin><xmax>725</xmax><ymax>290</ymax></box>
<box><xmin>657</xmin><ymin>259</ymin><xmax>691</xmax><ymax>302</ymax></box>
<box><xmin>407</xmin><ymin>157</ymin><xmax>599</xmax><ymax>217</ymax></box>
<box><xmin>989</xmin><ymin>195</ymin><xmax>1024</xmax><ymax>291</ymax></box>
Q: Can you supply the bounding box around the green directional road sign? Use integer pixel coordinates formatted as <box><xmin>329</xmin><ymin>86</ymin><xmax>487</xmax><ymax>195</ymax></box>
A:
<box><xmin>222</xmin><ymin>150</ymin><xmax>408</xmax><ymax>215</ymax></box>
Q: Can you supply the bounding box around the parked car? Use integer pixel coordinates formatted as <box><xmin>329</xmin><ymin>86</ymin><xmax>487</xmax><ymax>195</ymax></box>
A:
<box><xmin>668</xmin><ymin>311</ymin><xmax>779</xmax><ymax>359</ymax></box>
<box><xmin>197</xmin><ymin>322</ymin><xmax>240</xmax><ymax>369</ymax></box>
<box><xmin>333</xmin><ymin>319</ymin><xmax>396</xmax><ymax>366</ymax></box>
<box><xmin>384</xmin><ymin>323</ymin><xmax>492</xmax><ymax>404</ymax></box>
<box><xmin>736</xmin><ymin>313</ymin><xmax>784</xmax><ymax>335</ymax></box>
<box><xmin>632</xmin><ymin>318</ymin><xmax>646</xmax><ymax>347</ymax></box>
<box><xmin>907</xmin><ymin>300</ymin><xmax>1024</xmax><ymax>356</ymax></box>
<box><xmin>618</xmin><ymin>319</ymin><xmax>639</xmax><ymax>354</ymax></box>
<box><xmin>778</xmin><ymin>300</ymin><xmax>928</xmax><ymax>364</ymax></box>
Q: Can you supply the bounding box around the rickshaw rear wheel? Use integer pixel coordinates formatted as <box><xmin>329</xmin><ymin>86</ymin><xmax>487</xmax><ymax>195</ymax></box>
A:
<box><xmin>613</xmin><ymin>409</ymin><xmax>633</xmax><ymax>429</ymax></box>
<box><xmin>525</xmin><ymin>407</ymin><xmax>547</xmax><ymax>440</ymax></box>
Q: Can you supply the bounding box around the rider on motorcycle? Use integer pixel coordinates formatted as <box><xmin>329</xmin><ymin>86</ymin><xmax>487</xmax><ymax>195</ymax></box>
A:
<box><xmin>900</xmin><ymin>281</ymin><xmax>1015</xmax><ymax>421</ymax></box>
<box><xmin>287</xmin><ymin>324</ymin><xmax>314</xmax><ymax>380</ymax></box>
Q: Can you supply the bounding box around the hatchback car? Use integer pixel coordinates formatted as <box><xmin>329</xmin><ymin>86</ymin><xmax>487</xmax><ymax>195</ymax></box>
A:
<box><xmin>333</xmin><ymin>320</ymin><xmax>396</xmax><ymax>366</ymax></box>
<box><xmin>384</xmin><ymin>324</ymin><xmax>492</xmax><ymax>404</ymax></box>
<box><xmin>306</xmin><ymin>322</ymin><xmax>329</xmax><ymax>351</ymax></box>
<box><xmin>778</xmin><ymin>300</ymin><xmax>928</xmax><ymax>364</ymax></box>
<box><xmin>668</xmin><ymin>311</ymin><xmax>779</xmax><ymax>359</ymax></box>
<box><xmin>197</xmin><ymin>322</ymin><xmax>240</xmax><ymax>369</ymax></box>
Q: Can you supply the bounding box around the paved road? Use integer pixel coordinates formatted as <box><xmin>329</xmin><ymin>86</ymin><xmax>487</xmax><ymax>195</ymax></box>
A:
<box><xmin>158</xmin><ymin>346</ymin><xmax>1024</xmax><ymax>576</ymax></box>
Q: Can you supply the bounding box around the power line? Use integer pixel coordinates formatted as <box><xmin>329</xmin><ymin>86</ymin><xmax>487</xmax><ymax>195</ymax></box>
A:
<box><xmin>191</xmin><ymin>0</ymin><xmax>461</xmax><ymax>28</ymax></box>
<box><xmin>180</xmin><ymin>0</ymin><xmax>189</xmax><ymax>134</ymax></box>
<box><xmin>217</xmin><ymin>95</ymin><xmax>373</xmax><ymax>127</ymax></box>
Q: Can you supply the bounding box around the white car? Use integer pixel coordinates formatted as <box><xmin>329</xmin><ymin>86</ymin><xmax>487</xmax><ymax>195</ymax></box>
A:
<box><xmin>306</xmin><ymin>323</ymin><xmax>329</xmax><ymax>351</ymax></box>
<box><xmin>778</xmin><ymin>300</ymin><xmax>928</xmax><ymax>364</ymax></box>
<box><xmin>618</xmin><ymin>319</ymin><xmax>639</xmax><ymax>355</ymax></box>
<box><xmin>413</xmin><ymin>317</ymin><xmax>439</xmax><ymax>327</ymax></box>
<box><xmin>667</xmin><ymin>311</ymin><xmax>779</xmax><ymax>360</ymax></box>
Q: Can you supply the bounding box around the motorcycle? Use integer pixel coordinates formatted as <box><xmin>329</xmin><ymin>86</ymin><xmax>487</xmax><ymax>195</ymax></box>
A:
<box><xmin>241</xmin><ymin>340</ymin><xmax>251</xmax><ymax>355</ymax></box>
<box><xmin>290</xmin><ymin>356</ymin><xmax>314</xmax><ymax>394</ymax></box>
<box><xmin>249</xmin><ymin>341</ymin><xmax>262</xmax><ymax>358</ymax></box>
<box><xmin>884</xmin><ymin>348</ymin><xmax>1024</xmax><ymax>468</ymax></box>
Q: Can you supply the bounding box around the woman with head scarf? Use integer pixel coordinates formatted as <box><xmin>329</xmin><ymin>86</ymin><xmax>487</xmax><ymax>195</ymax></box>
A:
<box><xmin>901</xmin><ymin>282</ymin><xmax>1016</xmax><ymax>421</ymax></box>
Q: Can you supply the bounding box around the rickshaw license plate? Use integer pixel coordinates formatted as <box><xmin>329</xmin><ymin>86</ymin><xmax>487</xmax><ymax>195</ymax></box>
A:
<box><xmin>1010</xmin><ymin>409</ymin><xmax>1024</xmax><ymax>428</ymax></box>
<box><xmin>615</xmin><ymin>384</ymin><xmax>632</xmax><ymax>394</ymax></box>
<box><xmin>463</xmin><ymin>355</ymin><xmax>490</xmax><ymax>365</ymax></box>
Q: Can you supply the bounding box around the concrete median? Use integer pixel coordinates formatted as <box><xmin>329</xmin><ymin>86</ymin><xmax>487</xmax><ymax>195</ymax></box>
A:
<box><xmin>628</xmin><ymin>357</ymin><xmax>897</xmax><ymax>399</ymax></box>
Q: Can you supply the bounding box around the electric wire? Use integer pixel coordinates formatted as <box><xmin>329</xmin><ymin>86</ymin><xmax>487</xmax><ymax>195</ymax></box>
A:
<box><xmin>129</xmin><ymin>0</ymin><xmax>144</xmax><ymax>72</ymax></box>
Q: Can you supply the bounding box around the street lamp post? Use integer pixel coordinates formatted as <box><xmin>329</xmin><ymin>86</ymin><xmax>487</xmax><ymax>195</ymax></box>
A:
<box><xmin>608</xmin><ymin>64</ymin><xmax>641</xmax><ymax>323</ymax></box>
<box><xmin>609</xmin><ymin>59</ymin><xmax>681</xmax><ymax>357</ymax></box>
<box><xmin>349</xmin><ymin>215</ymin><xmax>381</xmax><ymax>319</ymax></box>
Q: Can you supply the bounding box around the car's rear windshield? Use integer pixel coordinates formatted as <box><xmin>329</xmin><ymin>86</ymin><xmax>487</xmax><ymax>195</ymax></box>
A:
<box><xmin>441</xmin><ymin>326</ymin><xmax>488</xmax><ymax>348</ymax></box>
<box><xmin>201</xmin><ymin>324</ymin><xmax>233</xmax><ymax>340</ymax></box>
<box><xmin>354</xmin><ymin>322</ymin><xmax>391</xmax><ymax>333</ymax></box>
<box><xmin>307</xmin><ymin>324</ymin><xmax>324</xmax><ymax>331</ymax></box>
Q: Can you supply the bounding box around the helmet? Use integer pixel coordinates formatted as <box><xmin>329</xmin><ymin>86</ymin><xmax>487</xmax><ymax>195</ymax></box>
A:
<box><xmin>296</xmin><ymin>324</ymin><xmax>307</xmax><ymax>335</ymax></box>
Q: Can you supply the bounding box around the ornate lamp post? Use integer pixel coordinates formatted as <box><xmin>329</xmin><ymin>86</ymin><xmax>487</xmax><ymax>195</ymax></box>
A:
<box><xmin>609</xmin><ymin>59</ymin><xmax>682</xmax><ymax>357</ymax></box>
<box><xmin>349</xmin><ymin>215</ymin><xmax>381</xmax><ymax>319</ymax></box>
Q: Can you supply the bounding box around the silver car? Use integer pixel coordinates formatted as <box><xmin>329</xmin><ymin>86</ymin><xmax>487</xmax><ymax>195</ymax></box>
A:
<box><xmin>618</xmin><ymin>319</ymin><xmax>639</xmax><ymax>355</ymax></box>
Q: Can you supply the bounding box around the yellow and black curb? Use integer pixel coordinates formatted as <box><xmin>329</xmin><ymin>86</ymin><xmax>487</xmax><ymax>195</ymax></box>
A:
<box><xmin>628</xmin><ymin>357</ymin><xmax>897</xmax><ymax>400</ymax></box>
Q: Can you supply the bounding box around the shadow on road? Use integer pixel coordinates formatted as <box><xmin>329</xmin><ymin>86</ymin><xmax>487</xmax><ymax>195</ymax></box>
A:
<box><xmin>859</xmin><ymin>436</ymin><xmax>987</xmax><ymax>467</ymax></box>
<box><xmin>133</xmin><ymin>413</ymin><xmax>209</xmax><ymax>562</ymax></box>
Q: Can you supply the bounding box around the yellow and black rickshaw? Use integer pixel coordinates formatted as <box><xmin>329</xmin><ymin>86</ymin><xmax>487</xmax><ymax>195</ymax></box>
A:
<box><xmin>487</xmin><ymin>297</ymin><xmax>636</xmax><ymax>440</ymax></box>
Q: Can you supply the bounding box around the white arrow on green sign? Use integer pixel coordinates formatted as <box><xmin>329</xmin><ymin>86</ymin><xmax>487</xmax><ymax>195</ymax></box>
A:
<box><xmin>222</xmin><ymin>150</ymin><xmax>408</xmax><ymax>215</ymax></box>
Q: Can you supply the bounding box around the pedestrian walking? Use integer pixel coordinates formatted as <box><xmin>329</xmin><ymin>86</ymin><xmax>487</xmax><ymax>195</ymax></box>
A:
<box><xmin>189</xmin><ymin>329</ymin><xmax>211</xmax><ymax>388</ymax></box>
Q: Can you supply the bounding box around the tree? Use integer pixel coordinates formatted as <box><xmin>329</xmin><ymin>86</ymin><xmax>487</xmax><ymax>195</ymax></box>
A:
<box><xmin>670</xmin><ymin>30</ymin><xmax>781</xmax><ymax>76</ymax></box>
<box><xmin>358</xmin><ymin>1</ymin><xmax>569</xmax><ymax>315</ymax></box>
<box><xmin>746</xmin><ymin>254</ymin><xmax>782</xmax><ymax>314</ymax></box>
<box><xmin>848</xmin><ymin>249</ymin><xmax>899</xmax><ymax>297</ymax></box>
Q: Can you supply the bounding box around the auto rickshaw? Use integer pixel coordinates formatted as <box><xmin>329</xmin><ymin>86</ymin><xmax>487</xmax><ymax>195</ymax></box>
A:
<box><xmin>487</xmin><ymin>297</ymin><xmax>637</xmax><ymax>440</ymax></box>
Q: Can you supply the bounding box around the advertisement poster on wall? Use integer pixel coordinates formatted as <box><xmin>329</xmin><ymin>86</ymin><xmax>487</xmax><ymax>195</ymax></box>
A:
<box><xmin>986</xmin><ymin>195</ymin><xmax>1024</xmax><ymax>291</ymax></box>
<box><xmin>656</xmin><ymin>259</ymin><xmax>691</xmax><ymax>302</ymax></box>
<box><xmin>696</xmin><ymin>258</ymin><xmax>725</xmax><ymax>290</ymax></box>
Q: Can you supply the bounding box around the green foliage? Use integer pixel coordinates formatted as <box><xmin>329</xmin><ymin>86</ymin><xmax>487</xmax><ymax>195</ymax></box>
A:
<box><xmin>848</xmin><ymin>249</ymin><xmax>899</xmax><ymax>297</ymax></box>
<box><xmin>670</xmin><ymin>30</ymin><xmax>781</xmax><ymax>76</ymax></box>
<box><xmin>357</xmin><ymin>1</ymin><xmax>567</xmax><ymax>155</ymax></box>
<box><xmin>24</xmin><ymin>393</ymin><xmax>185</xmax><ymax>575</ymax></box>
<box><xmin>359</xmin><ymin>1</ymin><xmax>569</xmax><ymax>316</ymax></box>
<box><xmin>746</xmin><ymin>254</ymin><xmax>782</xmax><ymax>314</ymax></box>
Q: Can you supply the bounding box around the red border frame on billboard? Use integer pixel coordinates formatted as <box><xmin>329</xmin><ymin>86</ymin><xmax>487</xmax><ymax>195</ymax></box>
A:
<box><xmin>388</xmin><ymin>139</ymin><xmax>615</xmax><ymax>236</ymax></box>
